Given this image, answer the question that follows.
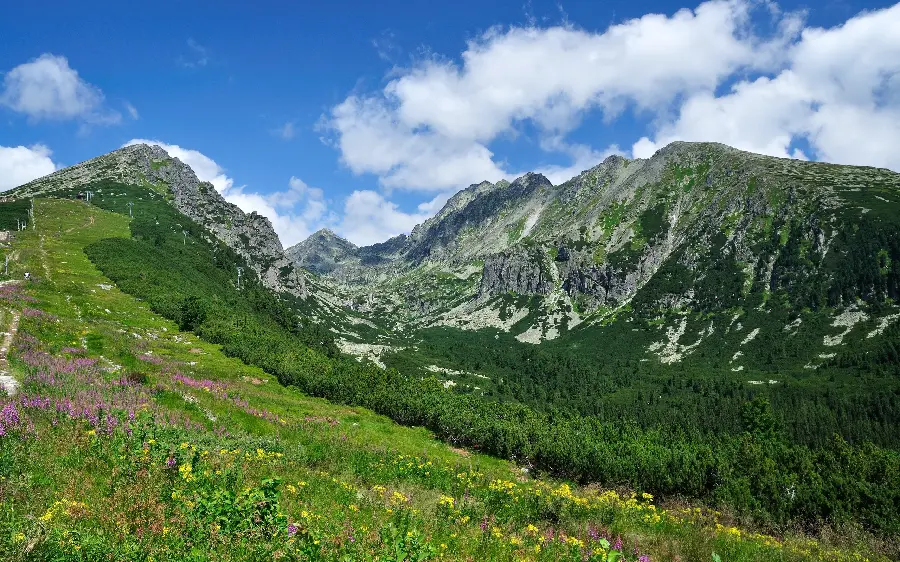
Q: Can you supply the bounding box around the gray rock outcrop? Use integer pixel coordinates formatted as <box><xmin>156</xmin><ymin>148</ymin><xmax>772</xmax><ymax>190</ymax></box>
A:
<box><xmin>12</xmin><ymin>143</ymin><xmax>306</xmax><ymax>297</ymax></box>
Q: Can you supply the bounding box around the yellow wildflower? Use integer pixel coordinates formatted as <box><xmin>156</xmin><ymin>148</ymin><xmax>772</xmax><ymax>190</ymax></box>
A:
<box><xmin>437</xmin><ymin>495</ymin><xmax>456</xmax><ymax>509</ymax></box>
<box><xmin>178</xmin><ymin>463</ymin><xmax>194</xmax><ymax>481</ymax></box>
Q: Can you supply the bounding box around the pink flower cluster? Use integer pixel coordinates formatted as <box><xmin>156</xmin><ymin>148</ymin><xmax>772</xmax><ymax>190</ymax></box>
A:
<box><xmin>171</xmin><ymin>371</ymin><xmax>289</xmax><ymax>425</ymax></box>
<box><xmin>0</xmin><ymin>402</ymin><xmax>34</xmax><ymax>437</ymax></box>
<box><xmin>172</xmin><ymin>373</ymin><xmax>228</xmax><ymax>398</ymax></box>
<box><xmin>0</xmin><ymin>284</ymin><xmax>37</xmax><ymax>304</ymax></box>
<box><xmin>1</xmin><ymin>331</ymin><xmax>204</xmax><ymax>439</ymax></box>
<box><xmin>22</xmin><ymin>307</ymin><xmax>57</xmax><ymax>321</ymax></box>
<box><xmin>138</xmin><ymin>354</ymin><xmax>167</xmax><ymax>366</ymax></box>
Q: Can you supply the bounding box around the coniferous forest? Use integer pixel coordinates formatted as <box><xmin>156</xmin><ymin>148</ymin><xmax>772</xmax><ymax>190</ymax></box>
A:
<box><xmin>76</xmin><ymin>183</ymin><xmax>899</xmax><ymax>536</ymax></box>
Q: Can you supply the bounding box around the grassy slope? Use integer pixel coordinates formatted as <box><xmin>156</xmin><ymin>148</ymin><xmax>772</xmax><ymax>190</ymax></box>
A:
<box><xmin>0</xmin><ymin>198</ymin><xmax>887</xmax><ymax>561</ymax></box>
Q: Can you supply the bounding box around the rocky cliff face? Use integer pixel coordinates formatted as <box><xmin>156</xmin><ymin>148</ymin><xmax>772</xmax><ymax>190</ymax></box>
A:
<box><xmin>285</xmin><ymin>228</ymin><xmax>357</xmax><ymax>275</ymax></box>
<box><xmin>11</xmin><ymin>143</ymin><xmax>306</xmax><ymax>297</ymax></box>
<box><xmin>290</xmin><ymin>141</ymin><xmax>900</xmax><ymax>346</ymax></box>
<box><xmin>479</xmin><ymin>246</ymin><xmax>554</xmax><ymax>296</ymax></box>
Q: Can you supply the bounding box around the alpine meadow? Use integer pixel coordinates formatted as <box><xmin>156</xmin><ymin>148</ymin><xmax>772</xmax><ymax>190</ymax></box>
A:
<box><xmin>1</xmin><ymin>1</ymin><xmax>900</xmax><ymax>561</ymax></box>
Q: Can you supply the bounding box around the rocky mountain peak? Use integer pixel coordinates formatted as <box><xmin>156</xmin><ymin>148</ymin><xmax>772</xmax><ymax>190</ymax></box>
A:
<box><xmin>9</xmin><ymin>142</ymin><xmax>306</xmax><ymax>298</ymax></box>
<box><xmin>285</xmin><ymin>228</ymin><xmax>357</xmax><ymax>276</ymax></box>
<box><xmin>513</xmin><ymin>171</ymin><xmax>553</xmax><ymax>189</ymax></box>
<box><xmin>311</xmin><ymin>228</ymin><xmax>354</xmax><ymax>245</ymax></box>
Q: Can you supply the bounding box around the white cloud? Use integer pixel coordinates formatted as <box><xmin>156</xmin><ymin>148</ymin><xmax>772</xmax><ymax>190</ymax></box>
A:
<box><xmin>0</xmin><ymin>144</ymin><xmax>59</xmax><ymax>191</ymax></box>
<box><xmin>124</xmin><ymin>139</ymin><xmax>234</xmax><ymax>192</ymax></box>
<box><xmin>535</xmin><ymin>139</ymin><xmax>624</xmax><ymax>185</ymax></box>
<box><xmin>631</xmin><ymin>73</ymin><xmax>814</xmax><ymax>159</ymax></box>
<box><xmin>336</xmin><ymin>190</ymin><xmax>433</xmax><ymax>245</ymax></box>
<box><xmin>273</xmin><ymin>121</ymin><xmax>296</xmax><ymax>140</ymax></box>
<box><xmin>415</xmin><ymin>191</ymin><xmax>455</xmax><ymax>215</ymax></box>
<box><xmin>178</xmin><ymin>39</ymin><xmax>210</xmax><ymax>68</ymax></box>
<box><xmin>324</xmin><ymin>0</ymin><xmax>803</xmax><ymax>191</ymax></box>
<box><xmin>220</xmin><ymin>177</ymin><xmax>331</xmax><ymax>247</ymax></box>
<box><xmin>124</xmin><ymin>102</ymin><xmax>139</xmax><ymax>120</ymax></box>
<box><xmin>633</xmin><ymin>3</ymin><xmax>900</xmax><ymax>171</ymax></box>
<box><xmin>123</xmin><ymin>139</ymin><xmax>335</xmax><ymax>247</ymax></box>
<box><xmin>0</xmin><ymin>54</ymin><xmax>122</xmax><ymax>124</ymax></box>
<box><xmin>328</xmin><ymin>95</ymin><xmax>507</xmax><ymax>191</ymax></box>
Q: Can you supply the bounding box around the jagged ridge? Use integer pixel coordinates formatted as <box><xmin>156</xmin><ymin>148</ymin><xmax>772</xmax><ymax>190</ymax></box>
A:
<box><xmin>10</xmin><ymin>144</ymin><xmax>307</xmax><ymax>298</ymax></box>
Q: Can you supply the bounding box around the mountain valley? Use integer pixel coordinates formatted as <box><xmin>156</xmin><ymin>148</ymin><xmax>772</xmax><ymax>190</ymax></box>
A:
<box><xmin>0</xmin><ymin>140</ymin><xmax>898</xmax><ymax>561</ymax></box>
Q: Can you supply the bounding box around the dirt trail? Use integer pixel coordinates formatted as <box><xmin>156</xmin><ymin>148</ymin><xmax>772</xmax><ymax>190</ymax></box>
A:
<box><xmin>0</xmin><ymin>306</ymin><xmax>20</xmax><ymax>397</ymax></box>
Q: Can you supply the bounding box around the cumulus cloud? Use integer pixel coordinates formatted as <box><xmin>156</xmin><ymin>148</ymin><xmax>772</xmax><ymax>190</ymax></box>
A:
<box><xmin>323</xmin><ymin>0</ymin><xmax>804</xmax><ymax>191</ymax></box>
<box><xmin>123</xmin><ymin>139</ymin><xmax>336</xmax><ymax>247</ymax></box>
<box><xmin>124</xmin><ymin>139</ymin><xmax>234</xmax><ymax>192</ymax></box>
<box><xmin>0</xmin><ymin>54</ymin><xmax>122</xmax><ymax>124</ymax></box>
<box><xmin>223</xmin><ymin>177</ymin><xmax>332</xmax><ymax>247</ymax></box>
<box><xmin>632</xmin><ymin>3</ymin><xmax>900</xmax><ymax>171</ymax></box>
<box><xmin>336</xmin><ymin>190</ymin><xmax>433</xmax><ymax>246</ymax></box>
<box><xmin>534</xmin><ymin>139</ymin><xmax>624</xmax><ymax>185</ymax></box>
<box><xmin>0</xmin><ymin>144</ymin><xmax>59</xmax><ymax>191</ymax></box>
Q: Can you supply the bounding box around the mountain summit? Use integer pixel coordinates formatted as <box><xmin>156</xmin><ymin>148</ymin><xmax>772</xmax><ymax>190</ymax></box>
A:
<box><xmin>286</xmin><ymin>141</ymin><xmax>900</xmax><ymax>384</ymax></box>
<box><xmin>3</xmin><ymin>139</ymin><xmax>898</xmax><ymax>558</ymax></box>
<box><xmin>11</xmin><ymin>143</ymin><xmax>307</xmax><ymax>298</ymax></box>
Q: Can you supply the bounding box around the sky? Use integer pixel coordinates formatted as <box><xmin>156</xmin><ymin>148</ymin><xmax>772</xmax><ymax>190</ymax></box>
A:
<box><xmin>1</xmin><ymin>0</ymin><xmax>899</xmax><ymax>247</ymax></box>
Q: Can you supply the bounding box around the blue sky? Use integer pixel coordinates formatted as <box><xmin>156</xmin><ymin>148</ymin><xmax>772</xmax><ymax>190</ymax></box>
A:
<box><xmin>1</xmin><ymin>0</ymin><xmax>899</xmax><ymax>246</ymax></box>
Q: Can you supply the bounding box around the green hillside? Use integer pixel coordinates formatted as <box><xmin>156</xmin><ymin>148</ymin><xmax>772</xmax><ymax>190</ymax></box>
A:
<box><xmin>289</xmin><ymin>145</ymin><xmax>900</xmax><ymax>458</ymax></box>
<box><xmin>0</xmin><ymin>191</ymin><xmax>895</xmax><ymax>560</ymax></box>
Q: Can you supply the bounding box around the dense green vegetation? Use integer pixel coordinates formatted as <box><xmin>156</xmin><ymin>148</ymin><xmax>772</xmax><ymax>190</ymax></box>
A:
<box><xmin>6</xmin><ymin>198</ymin><xmax>740</xmax><ymax>562</ymax></box>
<box><xmin>383</xmin><ymin>207</ymin><xmax>900</xmax><ymax>452</ymax></box>
<box><xmin>0</xmin><ymin>198</ymin><xmax>31</xmax><ymax>231</ymax></box>
<box><xmin>62</xmin><ymin>185</ymin><xmax>900</xmax><ymax>538</ymax></box>
<box><xmin>384</xmin><ymin>313</ymin><xmax>900</xmax><ymax>450</ymax></box>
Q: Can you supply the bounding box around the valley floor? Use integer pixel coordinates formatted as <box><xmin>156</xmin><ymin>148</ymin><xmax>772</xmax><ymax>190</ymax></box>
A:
<box><xmin>0</xmin><ymin>199</ymin><xmax>890</xmax><ymax>560</ymax></box>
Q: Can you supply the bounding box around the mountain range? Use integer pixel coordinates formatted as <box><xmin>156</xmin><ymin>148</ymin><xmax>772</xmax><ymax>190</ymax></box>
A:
<box><xmin>12</xmin><ymin>140</ymin><xmax>900</xmax><ymax>382</ymax></box>
<box><xmin>3</xmin><ymin>139</ymin><xmax>899</xmax><ymax>556</ymax></box>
